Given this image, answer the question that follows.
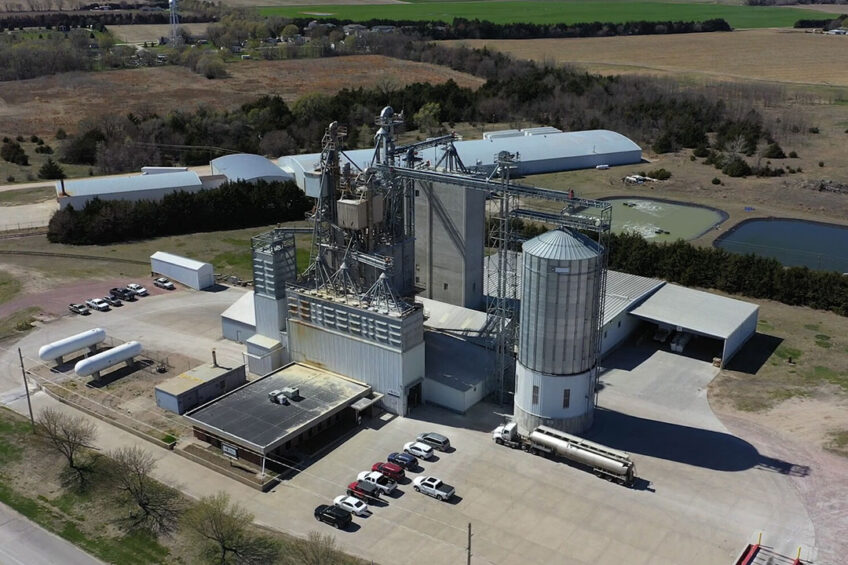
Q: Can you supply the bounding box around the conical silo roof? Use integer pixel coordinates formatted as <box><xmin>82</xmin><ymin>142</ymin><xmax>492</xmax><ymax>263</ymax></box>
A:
<box><xmin>522</xmin><ymin>228</ymin><xmax>602</xmax><ymax>261</ymax></box>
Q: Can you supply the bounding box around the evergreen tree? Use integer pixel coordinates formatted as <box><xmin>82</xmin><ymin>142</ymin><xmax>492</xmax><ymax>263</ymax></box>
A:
<box><xmin>38</xmin><ymin>157</ymin><xmax>66</xmax><ymax>180</ymax></box>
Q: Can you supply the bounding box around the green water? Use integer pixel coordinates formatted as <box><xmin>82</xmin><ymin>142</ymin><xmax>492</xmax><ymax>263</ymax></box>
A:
<box><xmin>599</xmin><ymin>198</ymin><xmax>726</xmax><ymax>242</ymax></box>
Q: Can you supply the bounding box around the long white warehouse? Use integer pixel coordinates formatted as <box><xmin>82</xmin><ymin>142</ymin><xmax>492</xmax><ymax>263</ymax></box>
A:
<box><xmin>150</xmin><ymin>251</ymin><xmax>215</xmax><ymax>290</ymax></box>
<box><xmin>38</xmin><ymin>328</ymin><xmax>106</xmax><ymax>363</ymax></box>
<box><xmin>279</xmin><ymin>128</ymin><xmax>642</xmax><ymax>197</ymax></box>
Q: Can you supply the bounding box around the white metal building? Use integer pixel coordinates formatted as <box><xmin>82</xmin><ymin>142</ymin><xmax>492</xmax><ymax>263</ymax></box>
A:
<box><xmin>279</xmin><ymin>129</ymin><xmax>642</xmax><ymax>198</ymax></box>
<box><xmin>150</xmin><ymin>251</ymin><xmax>215</xmax><ymax>290</ymax></box>
<box><xmin>56</xmin><ymin>171</ymin><xmax>225</xmax><ymax>210</ymax></box>
<box><xmin>601</xmin><ymin>270</ymin><xmax>666</xmax><ymax>355</ymax></box>
<box><xmin>286</xmin><ymin>288</ymin><xmax>425</xmax><ymax>416</ymax></box>
<box><xmin>221</xmin><ymin>290</ymin><xmax>255</xmax><ymax>343</ymax></box>
<box><xmin>210</xmin><ymin>154</ymin><xmax>294</xmax><ymax>183</ymax></box>
<box><xmin>629</xmin><ymin>284</ymin><xmax>759</xmax><ymax>367</ymax></box>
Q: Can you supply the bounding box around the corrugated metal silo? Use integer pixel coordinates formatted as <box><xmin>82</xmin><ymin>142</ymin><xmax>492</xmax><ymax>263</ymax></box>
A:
<box><xmin>514</xmin><ymin>228</ymin><xmax>604</xmax><ymax>435</ymax></box>
<box><xmin>518</xmin><ymin>229</ymin><xmax>603</xmax><ymax>374</ymax></box>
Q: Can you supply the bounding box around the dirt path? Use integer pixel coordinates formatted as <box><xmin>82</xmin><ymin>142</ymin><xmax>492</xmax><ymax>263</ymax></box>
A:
<box><xmin>713</xmin><ymin>403</ymin><xmax>848</xmax><ymax>563</ymax></box>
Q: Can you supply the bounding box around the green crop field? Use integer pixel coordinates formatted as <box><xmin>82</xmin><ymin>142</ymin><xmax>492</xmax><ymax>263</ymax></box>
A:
<box><xmin>258</xmin><ymin>1</ymin><xmax>824</xmax><ymax>29</ymax></box>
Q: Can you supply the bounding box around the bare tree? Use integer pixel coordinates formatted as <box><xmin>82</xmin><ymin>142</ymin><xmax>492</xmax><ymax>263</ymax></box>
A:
<box><xmin>283</xmin><ymin>531</ymin><xmax>343</xmax><ymax>565</ymax></box>
<box><xmin>111</xmin><ymin>446</ymin><xmax>182</xmax><ymax>535</ymax></box>
<box><xmin>36</xmin><ymin>407</ymin><xmax>97</xmax><ymax>489</ymax></box>
<box><xmin>183</xmin><ymin>492</ymin><xmax>280</xmax><ymax>565</ymax></box>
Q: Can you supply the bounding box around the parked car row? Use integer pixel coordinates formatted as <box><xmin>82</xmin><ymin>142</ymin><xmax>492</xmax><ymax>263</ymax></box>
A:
<box><xmin>314</xmin><ymin>431</ymin><xmax>455</xmax><ymax>531</ymax></box>
<box><xmin>67</xmin><ymin>279</ymin><xmax>173</xmax><ymax>316</ymax></box>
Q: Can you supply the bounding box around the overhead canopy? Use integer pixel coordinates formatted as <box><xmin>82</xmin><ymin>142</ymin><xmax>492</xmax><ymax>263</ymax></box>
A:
<box><xmin>629</xmin><ymin>284</ymin><xmax>758</xmax><ymax>366</ymax></box>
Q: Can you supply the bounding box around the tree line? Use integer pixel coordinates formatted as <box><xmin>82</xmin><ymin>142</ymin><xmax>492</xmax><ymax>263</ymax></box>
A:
<box><xmin>29</xmin><ymin>407</ymin><xmax>357</xmax><ymax>564</ymax></box>
<box><xmin>55</xmin><ymin>38</ymin><xmax>789</xmax><ymax>175</ymax></box>
<box><xmin>607</xmin><ymin>232</ymin><xmax>848</xmax><ymax>316</ymax></box>
<box><xmin>48</xmin><ymin>179</ymin><xmax>312</xmax><ymax>244</ymax></box>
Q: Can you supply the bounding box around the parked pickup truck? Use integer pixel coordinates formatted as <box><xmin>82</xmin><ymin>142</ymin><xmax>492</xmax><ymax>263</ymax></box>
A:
<box><xmin>412</xmin><ymin>476</ymin><xmax>455</xmax><ymax>501</ymax></box>
<box><xmin>357</xmin><ymin>471</ymin><xmax>396</xmax><ymax>495</ymax></box>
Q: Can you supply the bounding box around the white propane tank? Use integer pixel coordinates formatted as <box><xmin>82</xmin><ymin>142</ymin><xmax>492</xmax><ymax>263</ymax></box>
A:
<box><xmin>74</xmin><ymin>341</ymin><xmax>142</xmax><ymax>377</ymax></box>
<box><xmin>38</xmin><ymin>328</ymin><xmax>107</xmax><ymax>362</ymax></box>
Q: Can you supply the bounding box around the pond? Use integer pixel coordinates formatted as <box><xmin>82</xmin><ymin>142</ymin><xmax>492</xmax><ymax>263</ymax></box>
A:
<box><xmin>715</xmin><ymin>218</ymin><xmax>848</xmax><ymax>273</ymax></box>
<box><xmin>596</xmin><ymin>198</ymin><xmax>726</xmax><ymax>242</ymax></box>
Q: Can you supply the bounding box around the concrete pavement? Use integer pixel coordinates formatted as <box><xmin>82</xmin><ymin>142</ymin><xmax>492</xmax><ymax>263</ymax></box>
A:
<box><xmin>0</xmin><ymin>502</ymin><xmax>102</xmax><ymax>565</ymax></box>
<box><xmin>0</xmin><ymin>289</ymin><xmax>820</xmax><ymax>564</ymax></box>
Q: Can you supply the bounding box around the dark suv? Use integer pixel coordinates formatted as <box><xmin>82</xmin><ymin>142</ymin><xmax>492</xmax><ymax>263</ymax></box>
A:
<box><xmin>109</xmin><ymin>287</ymin><xmax>135</xmax><ymax>301</ymax></box>
<box><xmin>388</xmin><ymin>451</ymin><xmax>417</xmax><ymax>470</ymax></box>
<box><xmin>314</xmin><ymin>505</ymin><xmax>352</xmax><ymax>529</ymax></box>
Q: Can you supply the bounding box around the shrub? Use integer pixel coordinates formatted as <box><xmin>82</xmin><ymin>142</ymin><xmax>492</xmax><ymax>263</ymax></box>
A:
<box><xmin>762</xmin><ymin>142</ymin><xmax>786</xmax><ymax>159</ymax></box>
<box><xmin>647</xmin><ymin>168</ymin><xmax>672</xmax><ymax>180</ymax></box>
<box><xmin>692</xmin><ymin>144</ymin><xmax>709</xmax><ymax>158</ymax></box>
<box><xmin>808</xmin><ymin>127</ymin><xmax>819</xmax><ymax>134</ymax></box>
<box><xmin>56</xmin><ymin>128</ymin><xmax>67</xmax><ymax>140</ymax></box>
<box><xmin>6</xmin><ymin>175</ymin><xmax>14</xmax><ymax>182</ymax></box>
<box><xmin>711</xmin><ymin>177</ymin><xmax>721</xmax><ymax>185</ymax></box>
<box><xmin>29</xmin><ymin>134</ymin><xmax>39</xmax><ymax>143</ymax></box>
<box><xmin>819</xmin><ymin>161</ymin><xmax>824</xmax><ymax>167</ymax></box>
<box><xmin>722</xmin><ymin>156</ymin><xmax>752</xmax><ymax>177</ymax></box>
<box><xmin>651</xmin><ymin>132</ymin><xmax>674</xmax><ymax>154</ymax></box>
<box><xmin>15</xmin><ymin>135</ymin><xmax>23</xmax><ymax>142</ymax></box>
<box><xmin>788</xmin><ymin>150</ymin><xmax>798</xmax><ymax>158</ymax></box>
<box><xmin>1</xmin><ymin>141</ymin><xmax>29</xmax><ymax>165</ymax></box>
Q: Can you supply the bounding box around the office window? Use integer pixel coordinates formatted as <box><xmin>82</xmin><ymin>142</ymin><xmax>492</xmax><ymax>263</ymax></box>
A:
<box><xmin>562</xmin><ymin>389</ymin><xmax>570</xmax><ymax>409</ymax></box>
<box><xmin>532</xmin><ymin>385</ymin><xmax>539</xmax><ymax>405</ymax></box>
<box><xmin>443</xmin><ymin>283</ymin><xmax>448</xmax><ymax>290</ymax></box>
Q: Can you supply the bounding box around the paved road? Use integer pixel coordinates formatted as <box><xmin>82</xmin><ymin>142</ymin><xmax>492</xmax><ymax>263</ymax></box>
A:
<box><xmin>0</xmin><ymin>503</ymin><xmax>102</xmax><ymax>565</ymax></box>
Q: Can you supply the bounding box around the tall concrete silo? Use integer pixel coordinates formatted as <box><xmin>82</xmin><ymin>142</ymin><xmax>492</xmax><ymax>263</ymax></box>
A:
<box><xmin>514</xmin><ymin>228</ymin><xmax>604</xmax><ymax>435</ymax></box>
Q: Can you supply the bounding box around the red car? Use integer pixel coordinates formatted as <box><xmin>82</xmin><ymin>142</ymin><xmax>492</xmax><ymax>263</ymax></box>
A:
<box><xmin>372</xmin><ymin>461</ymin><xmax>405</xmax><ymax>482</ymax></box>
<box><xmin>347</xmin><ymin>480</ymin><xmax>380</xmax><ymax>501</ymax></box>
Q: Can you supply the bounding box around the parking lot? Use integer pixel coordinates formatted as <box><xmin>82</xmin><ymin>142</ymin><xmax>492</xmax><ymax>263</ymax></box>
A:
<box><xmin>1</xmin><ymin>288</ymin><xmax>817</xmax><ymax>564</ymax></box>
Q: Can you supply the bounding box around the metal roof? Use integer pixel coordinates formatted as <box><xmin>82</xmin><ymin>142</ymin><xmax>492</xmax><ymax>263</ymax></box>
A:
<box><xmin>150</xmin><ymin>251</ymin><xmax>212</xmax><ymax>272</ymax></box>
<box><xmin>185</xmin><ymin>362</ymin><xmax>371</xmax><ymax>452</ymax></box>
<box><xmin>522</xmin><ymin>228</ymin><xmax>602</xmax><ymax>261</ymax></box>
<box><xmin>483</xmin><ymin>252</ymin><xmax>664</xmax><ymax>326</ymax></box>
<box><xmin>209</xmin><ymin>153</ymin><xmax>293</xmax><ymax>182</ymax></box>
<box><xmin>424</xmin><ymin>331</ymin><xmax>490</xmax><ymax>392</ymax></box>
<box><xmin>416</xmin><ymin>297</ymin><xmax>488</xmax><ymax>334</ymax></box>
<box><xmin>221</xmin><ymin>290</ymin><xmax>255</xmax><ymax>326</ymax></box>
<box><xmin>155</xmin><ymin>364</ymin><xmax>235</xmax><ymax>396</ymax></box>
<box><xmin>57</xmin><ymin>171</ymin><xmax>202</xmax><ymax>197</ymax></box>
<box><xmin>603</xmin><ymin>270</ymin><xmax>665</xmax><ymax>322</ymax></box>
<box><xmin>278</xmin><ymin>129</ymin><xmax>641</xmax><ymax>183</ymax></box>
<box><xmin>629</xmin><ymin>284</ymin><xmax>759</xmax><ymax>340</ymax></box>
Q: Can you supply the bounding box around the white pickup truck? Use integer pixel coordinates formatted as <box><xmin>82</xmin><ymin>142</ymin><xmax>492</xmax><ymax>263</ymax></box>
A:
<box><xmin>356</xmin><ymin>471</ymin><xmax>396</xmax><ymax>494</ymax></box>
<box><xmin>412</xmin><ymin>476</ymin><xmax>455</xmax><ymax>501</ymax></box>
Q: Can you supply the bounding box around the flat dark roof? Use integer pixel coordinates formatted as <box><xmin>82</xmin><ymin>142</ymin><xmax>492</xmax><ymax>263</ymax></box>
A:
<box><xmin>186</xmin><ymin>363</ymin><xmax>370</xmax><ymax>453</ymax></box>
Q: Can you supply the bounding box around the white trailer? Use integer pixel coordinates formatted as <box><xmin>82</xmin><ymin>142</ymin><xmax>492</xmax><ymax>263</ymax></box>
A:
<box><xmin>493</xmin><ymin>422</ymin><xmax>636</xmax><ymax>486</ymax></box>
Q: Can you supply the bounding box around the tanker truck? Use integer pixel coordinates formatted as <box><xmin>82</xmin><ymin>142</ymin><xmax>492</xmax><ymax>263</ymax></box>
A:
<box><xmin>492</xmin><ymin>422</ymin><xmax>636</xmax><ymax>487</ymax></box>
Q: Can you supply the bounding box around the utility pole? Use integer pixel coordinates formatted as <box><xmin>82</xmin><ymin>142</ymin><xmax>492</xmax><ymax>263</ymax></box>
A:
<box><xmin>18</xmin><ymin>348</ymin><xmax>34</xmax><ymax>431</ymax></box>
<box><xmin>467</xmin><ymin>522</ymin><xmax>472</xmax><ymax>565</ymax></box>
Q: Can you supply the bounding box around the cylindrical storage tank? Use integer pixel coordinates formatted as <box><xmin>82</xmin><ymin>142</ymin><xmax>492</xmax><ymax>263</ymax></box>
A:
<box><xmin>514</xmin><ymin>228</ymin><xmax>604</xmax><ymax>435</ymax></box>
<box><xmin>518</xmin><ymin>228</ymin><xmax>603</xmax><ymax>374</ymax></box>
<box><xmin>74</xmin><ymin>341</ymin><xmax>142</xmax><ymax>377</ymax></box>
<box><xmin>38</xmin><ymin>328</ymin><xmax>106</xmax><ymax>362</ymax></box>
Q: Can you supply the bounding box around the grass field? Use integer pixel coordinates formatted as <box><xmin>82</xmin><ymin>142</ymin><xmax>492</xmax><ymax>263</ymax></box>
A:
<box><xmin>0</xmin><ymin>55</ymin><xmax>483</xmax><ymax>138</ymax></box>
<box><xmin>448</xmin><ymin>28</ymin><xmax>848</xmax><ymax>88</ymax></box>
<box><xmin>258</xmin><ymin>1</ymin><xmax>826</xmax><ymax>28</ymax></box>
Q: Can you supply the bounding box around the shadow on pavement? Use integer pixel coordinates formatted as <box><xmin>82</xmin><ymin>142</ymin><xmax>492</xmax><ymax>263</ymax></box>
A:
<box><xmin>725</xmin><ymin>332</ymin><xmax>783</xmax><ymax>375</ymax></box>
<box><xmin>589</xmin><ymin>408</ymin><xmax>809</xmax><ymax>476</ymax></box>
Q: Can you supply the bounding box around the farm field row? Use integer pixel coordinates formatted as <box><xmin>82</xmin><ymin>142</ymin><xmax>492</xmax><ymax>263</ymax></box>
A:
<box><xmin>446</xmin><ymin>28</ymin><xmax>848</xmax><ymax>87</ymax></box>
<box><xmin>257</xmin><ymin>1</ymin><xmax>826</xmax><ymax>29</ymax></box>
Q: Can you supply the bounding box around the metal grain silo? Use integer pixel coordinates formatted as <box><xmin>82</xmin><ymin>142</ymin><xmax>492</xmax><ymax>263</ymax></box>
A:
<box><xmin>514</xmin><ymin>228</ymin><xmax>604</xmax><ymax>435</ymax></box>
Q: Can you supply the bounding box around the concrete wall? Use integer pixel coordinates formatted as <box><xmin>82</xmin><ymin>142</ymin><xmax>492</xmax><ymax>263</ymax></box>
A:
<box><xmin>601</xmin><ymin>312</ymin><xmax>643</xmax><ymax>356</ymax></box>
<box><xmin>221</xmin><ymin>317</ymin><xmax>255</xmax><ymax>343</ymax></box>
<box><xmin>723</xmin><ymin>306</ymin><xmax>759</xmax><ymax>366</ymax></box>
<box><xmin>513</xmin><ymin>362</ymin><xmax>594</xmax><ymax>435</ymax></box>
<box><xmin>415</xmin><ymin>181</ymin><xmax>485</xmax><ymax>309</ymax></box>
<box><xmin>155</xmin><ymin>365</ymin><xmax>247</xmax><ymax>415</ymax></box>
